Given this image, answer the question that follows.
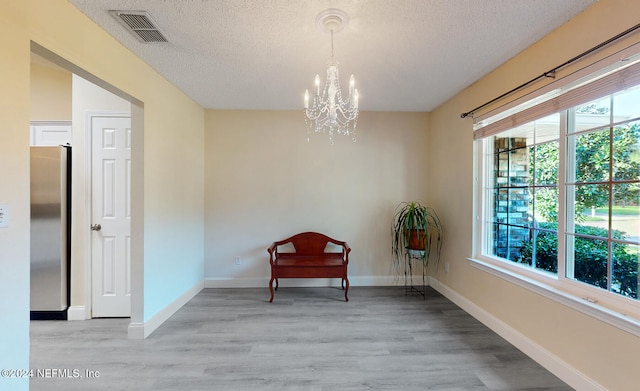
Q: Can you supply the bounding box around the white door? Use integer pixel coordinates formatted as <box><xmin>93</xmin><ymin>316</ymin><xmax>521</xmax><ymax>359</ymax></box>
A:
<box><xmin>91</xmin><ymin>116</ymin><xmax>131</xmax><ymax>317</ymax></box>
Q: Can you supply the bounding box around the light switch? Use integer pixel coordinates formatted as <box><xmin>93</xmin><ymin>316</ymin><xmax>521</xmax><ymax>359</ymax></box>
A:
<box><xmin>0</xmin><ymin>204</ymin><xmax>9</xmax><ymax>228</ymax></box>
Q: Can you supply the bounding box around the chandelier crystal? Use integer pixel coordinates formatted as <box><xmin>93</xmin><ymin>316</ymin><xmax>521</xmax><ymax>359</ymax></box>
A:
<box><xmin>304</xmin><ymin>9</ymin><xmax>359</xmax><ymax>144</ymax></box>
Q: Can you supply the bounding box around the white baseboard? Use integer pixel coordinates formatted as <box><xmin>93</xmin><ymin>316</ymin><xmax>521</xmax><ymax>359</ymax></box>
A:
<box><xmin>204</xmin><ymin>276</ymin><xmax>398</xmax><ymax>289</ymax></box>
<box><xmin>127</xmin><ymin>280</ymin><xmax>204</xmax><ymax>339</ymax></box>
<box><xmin>127</xmin><ymin>322</ymin><xmax>145</xmax><ymax>340</ymax></box>
<box><xmin>66</xmin><ymin>306</ymin><xmax>88</xmax><ymax>321</ymax></box>
<box><xmin>427</xmin><ymin>277</ymin><xmax>605</xmax><ymax>391</ymax></box>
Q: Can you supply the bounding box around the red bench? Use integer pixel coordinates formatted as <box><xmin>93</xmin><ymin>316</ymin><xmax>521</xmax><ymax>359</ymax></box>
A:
<box><xmin>267</xmin><ymin>232</ymin><xmax>351</xmax><ymax>302</ymax></box>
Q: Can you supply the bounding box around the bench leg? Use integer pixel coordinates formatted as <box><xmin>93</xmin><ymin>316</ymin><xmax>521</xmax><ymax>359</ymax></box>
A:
<box><xmin>269</xmin><ymin>277</ymin><xmax>275</xmax><ymax>302</ymax></box>
<box><xmin>344</xmin><ymin>277</ymin><xmax>349</xmax><ymax>302</ymax></box>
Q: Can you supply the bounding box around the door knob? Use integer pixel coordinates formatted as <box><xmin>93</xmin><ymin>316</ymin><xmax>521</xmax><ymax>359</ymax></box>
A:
<box><xmin>91</xmin><ymin>223</ymin><xmax>102</xmax><ymax>231</ymax></box>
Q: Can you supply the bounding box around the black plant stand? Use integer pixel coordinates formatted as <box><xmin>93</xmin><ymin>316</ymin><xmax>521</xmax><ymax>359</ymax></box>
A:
<box><xmin>404</xmin><ymin>249</ymin><xmax>426</xmax><ymax>298</ymax></box>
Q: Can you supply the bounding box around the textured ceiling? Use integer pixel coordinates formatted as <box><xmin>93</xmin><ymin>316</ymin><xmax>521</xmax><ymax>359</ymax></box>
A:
<box><xmin>68</xmin><ymin>0</ymin><xmax>596</xmax><ymax>112</ymax></box>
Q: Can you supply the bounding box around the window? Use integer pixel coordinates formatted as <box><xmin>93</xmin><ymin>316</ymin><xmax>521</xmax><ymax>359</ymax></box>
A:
<box><xmin>486</xmin><ymin>113</ymin><xmax>560</xmax><ymax>275</ymax></box>
<box><xmin>475</xmin><ymin>60</ymin><xmax>640</xmax><ymax>318</ymax></box>
<box><xmin>565</xmin><ymin>91</ymin><xmax>640</xmax><ymax>299</ymax></box>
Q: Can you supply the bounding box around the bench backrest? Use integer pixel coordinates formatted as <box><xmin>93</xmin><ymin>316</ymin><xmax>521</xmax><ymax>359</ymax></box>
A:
<box><xmin>276</xmin><ymin>232</ymin><xmax>344</xmax><ymax>256</ymax></box>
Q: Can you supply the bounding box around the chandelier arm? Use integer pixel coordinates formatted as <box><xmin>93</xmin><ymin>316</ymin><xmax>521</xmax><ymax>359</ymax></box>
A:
<box><xmin>305</xmin><ymin>110</ymin><xmax>321</xmax><ymax>121</ymax></box>
<box><xmin>337</xmin><ymin>109</ymin><xmax>359</xmax><ymax>122</ymax></box>
<box><xmin>306</xmin><ymin>103</ymin><xmax>331</xmax><ymax>120</ymax></box>
<box><xmin>336</xmin><ymin>95</ymin><xmax>354</xmax><ymax>108</ymax></box>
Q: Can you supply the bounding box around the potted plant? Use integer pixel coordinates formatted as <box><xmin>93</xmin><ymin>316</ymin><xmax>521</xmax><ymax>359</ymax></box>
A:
<box><xmin>391</xmin><ymin>201</ymin><xmax>443</xmax><ymax>276</ymax></box>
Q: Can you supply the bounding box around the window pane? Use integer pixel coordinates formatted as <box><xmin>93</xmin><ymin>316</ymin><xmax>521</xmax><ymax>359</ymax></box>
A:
<box><xmin>533</xmin><ymin>114</ymin><xmax>560</xmax><ymax>144</ymax></box>
<box><xmin>493</xmin><ymin>223</ymin><xmax>530</xmax><ymax>262</ymax></box>
<box><xmin>495</xmin><ymin>137</ymin><xmax>528</xmax><ymax>152</ymax></box>
<box><xmin>493</xmin><ymin>145</ymin><xmax>529</xmax><ymax>187</ymax></box>
<box><xmin>573</xmin><ymin>97</ymin><xmax>611</xmax><ymax>133</ymax></box>
<box><xmin>611</xmin><ymin>185</ymin><xmax>640</xmax><ymax>242</ymax></box>
<box><xmin>568</xmin><ymin>184</ymin><xmax>609</xmax><ymax>233</ymax></box>
<box><xmin>613</xmin><ymin>85</ymin><xmax>640</xmax><ymax>121</ymax></box>
<box><xmin>612</xmin><ymin>122</ymin><xmax>640</xmax><ymax>182</ymax></box>
<box><xmin>568</xmin><ymin>235</ymin><xmax>609</xmax><ymax>291</ymax></box>
<box><xmin>492</xmin><ymin>223</ymin><xmax>506</xmax><ymax>257</ymax></box>
<box><xmin>508</xmin><ymin>188</ymin><xmax>529</xmax><ymax>226</ymax></box>
<box><xmin>612</xmin><ymin>243</ymin><xmax>639</xmax><ymax>299</ymax></box>
<box><xmin>532</xmin><ymin>186</ymin><xmax>558</xmax><ymax>223</ymax></box>
<box><xmin>494</xmin><ymin>188</ymin><xmax>508</xmax><ymax>224</ymax></box>
<box><xmin>532</xmin><ymin>142</ymin><xmax>559</xmax><ymax>185</ymax></box>
<box><xmin>520</xmin><ymin>227</ymin><xmax>558</xmax><ymax>274</ymax></box>
<box><xmin>495</xmin><ymin>151</ymin><xmax>509</xmax><ymax>187</ymax></box>
<box><xmin>573</xmin><ymin>129</ymin><xmax>611</xmax><ymax>183</ymax></box>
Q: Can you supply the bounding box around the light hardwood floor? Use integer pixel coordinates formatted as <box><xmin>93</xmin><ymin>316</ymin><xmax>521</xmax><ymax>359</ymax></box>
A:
<box><xmin>30</xmin><ymin>287</ymin><xmax>573</xmax><ymax>390</ymax></box>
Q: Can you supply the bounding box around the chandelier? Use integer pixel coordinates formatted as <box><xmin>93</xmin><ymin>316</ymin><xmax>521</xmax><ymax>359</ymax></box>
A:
<box><xmin>304</xmin><ymin>9</ymin><xmax>359</xmax><ymax>144</ymax></box>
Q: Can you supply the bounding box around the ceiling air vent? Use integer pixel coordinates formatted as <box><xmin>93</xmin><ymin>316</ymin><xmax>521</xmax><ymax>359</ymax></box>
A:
<box><xmin>110</xmin><ymin>11</ymin><xmax>168</xmax><ymax>43</ymax></box>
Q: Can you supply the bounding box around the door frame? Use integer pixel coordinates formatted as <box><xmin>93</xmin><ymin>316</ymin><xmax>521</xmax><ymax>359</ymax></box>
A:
<box><xmin>84</xmin><ymin>111</ymin><xmax>131</xmax><ymax>318</ymax></box>
<box><xmin>32</xmin><ymin>40</ymin><xmax>144</xmax><ymax>336</ymax></box>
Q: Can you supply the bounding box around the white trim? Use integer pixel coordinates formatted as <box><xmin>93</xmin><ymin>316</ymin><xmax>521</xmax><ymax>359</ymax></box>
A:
<box><xmin>127</xmin><ymin>280</ymin><xmax>203</xmax><ymax>339</ymax></box>
<box><xmin>205</xmin><ymin>277</ymin><xmax>268</xmax><ymax>288</ymax></box>
<box><xmin>127</xmin><ymin>322</ymin><xmax>145</xmax><ymax>339</ymax></box>
<box><xmin>468</xmin><ymin>258</ymin><xmax>640</xmax><ymax>337</ymax></box>
<box><xmin>30</xmin><ymin>120</ymin><xmax>72</xmax><ymax>126</ymax></box>
<box><xmin>204</xmin><ymin>276</ymin><xmax>398</xmax><ymax>289</ymax></box>
<box><xmin>66</xmin><ymin>306</ymin><xmax>88</xmax><ymax>321</ymax></box>
<box><xmin>83</xmin><ymin>112</ymin><xmax>92</xmax><ymax>318</ymax></box>
<box><xmin>428</xmin><ymin>276</ymin><xmax>607</xmax><ymax>391</ymax></box>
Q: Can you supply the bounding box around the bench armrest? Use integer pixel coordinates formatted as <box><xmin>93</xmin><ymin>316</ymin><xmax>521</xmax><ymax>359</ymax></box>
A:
<box><xmin>342</xmin><ymin>242</ymin><xmax>351</xmax><ymax>264</ymax></box>
<box><xmin>267</xmin><ymin>242</ymin><xmax>278</xmax><ymax>264</ymax></box>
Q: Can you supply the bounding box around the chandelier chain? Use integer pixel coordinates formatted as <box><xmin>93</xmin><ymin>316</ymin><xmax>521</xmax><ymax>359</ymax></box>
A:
<box><xmin>331</xmin><ymin>30</ymin><xmax>334</xmax><ymax>63</ymax></box>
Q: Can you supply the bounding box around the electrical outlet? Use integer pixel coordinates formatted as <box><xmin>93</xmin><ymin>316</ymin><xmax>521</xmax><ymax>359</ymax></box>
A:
<box><xmin>445</xmin><ymin>262</ymin><xmax>450</xmax><ymax>273</ymax></box>
<box><xmin>235</xmin><ymin>256</ymin><xmax>241</xmax><ymax>265</ymax></box>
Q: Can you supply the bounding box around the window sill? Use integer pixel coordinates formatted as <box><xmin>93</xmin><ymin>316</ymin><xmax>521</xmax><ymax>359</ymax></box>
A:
<box><xmin>467</xmin><ymin>257</ymin><xmax>640</xmax><ymax>338</ymax></box>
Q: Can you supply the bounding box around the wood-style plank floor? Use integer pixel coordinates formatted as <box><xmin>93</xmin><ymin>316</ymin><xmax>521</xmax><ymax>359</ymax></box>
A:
<box><xmin>30</xmin><ymin>287</ymin><xmax>573</xmax><ymax>390</ymax></box>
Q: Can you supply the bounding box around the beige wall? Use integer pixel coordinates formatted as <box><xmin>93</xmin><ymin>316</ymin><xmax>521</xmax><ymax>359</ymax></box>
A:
<box><xmin>428</xmin><ymin>0</ymin><xmax>640</xmax><ymax>389</ymax></box>
<box><xmin>1</xmin><ymin>2</ymin><xmax>204</xmax><ymax>386</ymax></box>
<box><xmin>0</xmin><ymin>5</ymin><xmax>32</xmax><ymax>389</ymax></box>
<box><xmin>30</xmin><ymin>57</ymin><xmax>71</xmax><ymax>121</ymax></box>
<box><xmin>205</xmin><ymin>110</ymin><xmax>429</xmax><ymax>285</ymax></box>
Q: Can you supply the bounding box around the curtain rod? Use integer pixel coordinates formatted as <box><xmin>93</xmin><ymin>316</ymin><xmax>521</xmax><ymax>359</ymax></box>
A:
<box><xmin>460</xmin><ymin>22</ymin><xmax>640</xmax><ymax>119</ymax></box>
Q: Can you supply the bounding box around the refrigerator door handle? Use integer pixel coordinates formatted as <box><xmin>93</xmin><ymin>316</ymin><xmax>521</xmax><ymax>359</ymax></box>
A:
<box><xmin>91</xmin><ymin>223</ymin><xmax>102</xmax><ymax>231</ymax></box>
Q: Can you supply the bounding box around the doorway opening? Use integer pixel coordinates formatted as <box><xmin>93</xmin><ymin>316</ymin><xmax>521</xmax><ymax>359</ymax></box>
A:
<box><xmin>30</xmin><ymin>42</ymin><xmax>143</xmax><ymax>326</ymax></box>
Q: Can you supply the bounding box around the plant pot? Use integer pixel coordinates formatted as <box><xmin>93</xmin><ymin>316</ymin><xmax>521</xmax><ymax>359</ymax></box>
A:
<box><xmin>405</xmin><ymin>229</ymin><xmax>426</xmax><ymax>250</ymax></box>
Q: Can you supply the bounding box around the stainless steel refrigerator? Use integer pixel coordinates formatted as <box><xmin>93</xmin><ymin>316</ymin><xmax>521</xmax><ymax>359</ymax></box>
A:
<box><xmin>30</xmin><ymin>145</ymin><xmax>71</xmax><ymax>320</ymax></box>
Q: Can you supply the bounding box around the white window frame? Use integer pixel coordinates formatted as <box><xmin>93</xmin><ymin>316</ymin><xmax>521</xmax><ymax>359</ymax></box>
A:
<box><xmin>471</xmin><ymin>56</ymin><xmax>640</xmax><ymax>337</ymax></box>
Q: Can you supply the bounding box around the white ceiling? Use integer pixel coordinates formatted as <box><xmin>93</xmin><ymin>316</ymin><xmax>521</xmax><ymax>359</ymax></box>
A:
<box><xmin>68</xmin><ymin>0</ymin><xmax>596</xmax><ymax>112</ymax></box>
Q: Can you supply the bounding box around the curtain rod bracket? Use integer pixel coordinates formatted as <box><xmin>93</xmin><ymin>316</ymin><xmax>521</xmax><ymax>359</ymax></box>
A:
<box><xmin>544</xmin><ymin>70</ymin><xmax>556</xmax><ymax>79</ymax></box>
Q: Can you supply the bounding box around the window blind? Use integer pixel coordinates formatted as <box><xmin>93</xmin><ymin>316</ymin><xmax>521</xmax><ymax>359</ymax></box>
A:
<box><xmin>473</xmin><ymin>60</ymin><xmax>640</xmax><ymax>140</ymax></box>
